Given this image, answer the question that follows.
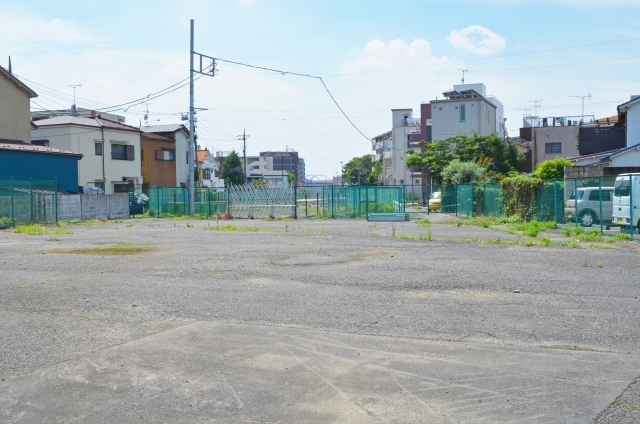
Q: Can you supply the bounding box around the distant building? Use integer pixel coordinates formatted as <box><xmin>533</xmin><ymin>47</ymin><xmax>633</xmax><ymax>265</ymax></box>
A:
<box><xmin>196</xmin><ymin>149</ymin><xmax>223</xmax><ymax>188</ymax></box>
<box><xmin>216</xmin><ymin>150</ymin><xmax>302</xmax><ymax>187</ymax></box>
<box><xmin>31</xmin><ymin>116</ymin><xmax>142</xmax><ymax>194</ymax></box>
<box><xmin>0</xmin><ymin>66</ymin><xmax>37</xmax><ymax>144</ymax></box>
<box><xmin>430</xmin><ymin>83</ymin><xmax>505</xmax><ymax>141</ymax></box>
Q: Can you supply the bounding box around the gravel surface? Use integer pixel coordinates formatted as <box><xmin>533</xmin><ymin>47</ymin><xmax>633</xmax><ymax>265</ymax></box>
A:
<box><xmin>1</xmin><ymin>217</ymin><xmax>639</xmax><ymax>422</ymax></box>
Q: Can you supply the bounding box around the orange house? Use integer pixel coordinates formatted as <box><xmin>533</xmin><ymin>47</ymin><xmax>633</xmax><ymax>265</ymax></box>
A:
<box><xmin>140</xmin><ymin>132</ymin><xmax>178</xmax><ymax>188</ymax></box>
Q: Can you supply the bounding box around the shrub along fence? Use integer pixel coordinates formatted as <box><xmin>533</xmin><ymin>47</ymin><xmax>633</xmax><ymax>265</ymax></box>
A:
<box><xmin>0</xmin><ymin>177</ymin><xmax>58</xmax><ymax>227</ymax></box>
<box><xmin>416</xmin><ymin>174</ymin><xmax>637</xmax><ymax>234</ymax></box>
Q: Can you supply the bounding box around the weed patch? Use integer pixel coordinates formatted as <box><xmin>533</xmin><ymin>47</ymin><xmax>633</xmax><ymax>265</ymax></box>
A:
<box><xmin>14</xmin><ymin>224</ymin><xmax>73</xmax><ymax>235</ymax></box>
<box><xmin>400</xmin><ymin>234</ymin><xmax>418</xmax><ymax>240</ymax></box>
<box><xmin>416</xmin><ymin>217</ymin><xmax>432</xmax><ymax>227</ymax></box>
<box><xmin>538</xmin><ymin>237</ymin><xmax>552</xmax><ymax>246</ymax></box>
<box><xmin>48</xmin><ymin>242</ymin><xmax>159</xmax><ymax>255</ymax></box>
<box><xmin>207</xmin><ymin>224</ymin><xmax>260</xmax><ymax>232</ymax></box>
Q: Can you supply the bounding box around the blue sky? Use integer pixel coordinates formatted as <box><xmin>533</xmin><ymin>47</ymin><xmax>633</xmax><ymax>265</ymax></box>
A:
<box><xmin>2</xmin><ymin>0</ymin><xmax>640</xmax><ymax>178</ymax></box>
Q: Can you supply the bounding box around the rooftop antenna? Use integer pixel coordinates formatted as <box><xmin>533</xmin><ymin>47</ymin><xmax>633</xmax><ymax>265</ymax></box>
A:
<box><xmin>8</xmin><ymin>56</ymin><xmax>12</xmax><ymax>74</ymax></box>
<box><xmin>570</xmin><ymin>93</ymin><xmax>591</xmax><ymax>123</ymax></box>
<box><xmin>68</xmin><ymin>84</ymin><xmax>81</xmax><ymax>114</ymax></box>
<box><xmin>144</xmin><ymin>103</ymin><xmax>149</xmax><ymax>126</ymax></box>
<box><xmin>527</xmin><ymin>99</ymin><xmax>543</xmax><ymax>117</ymax></box>
<box><xmin>458</xmin><ymin>69</ymin><xmax>468</xmax><ymax>84</ymax></box>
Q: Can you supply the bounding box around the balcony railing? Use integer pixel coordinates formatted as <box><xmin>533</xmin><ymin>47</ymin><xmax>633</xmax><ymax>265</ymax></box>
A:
<box><xmin>523</xmin><ymin>115</ymin><xmax>596</xmax><ymax>128</ymax></box>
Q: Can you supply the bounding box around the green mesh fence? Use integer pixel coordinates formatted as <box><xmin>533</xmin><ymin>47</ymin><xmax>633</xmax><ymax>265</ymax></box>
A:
<box><xmin>0</xmin><ymin>177</ymin><xmax>58</xmax><ymax>227</ymax></box>
<box><xmin>482</xmin><ymin>183</ymin><xmax>502</xmax><ymax>217</ymax></box>
<box><xmin>140</xmin><ymin>187</ymin><xmax>227</xmax><ymax>218</ymax></box>
<box><xmin>319</xmin><ymin>186</ymin><xmax>404</xmax><ymax>218</ymax></box>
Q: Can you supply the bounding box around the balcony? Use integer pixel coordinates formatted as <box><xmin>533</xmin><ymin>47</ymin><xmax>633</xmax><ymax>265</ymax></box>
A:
<box><xmin>523</xmin><ymin>115</ymin><xmax>595</xmax><ymax>128</ymax></box>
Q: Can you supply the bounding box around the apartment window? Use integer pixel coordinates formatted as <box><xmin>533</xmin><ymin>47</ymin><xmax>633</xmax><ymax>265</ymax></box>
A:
<box><xmin>113</xmin><ymin>183</ymin><xmax>130</xmax><ymax>193</ymax></box>
<box><xmin>32</xmin><ymin>140</ymin><xmax>49</xmax><ymax>147</ymax></box>
<box><xmin>545</xmin><ymin>143</ymin><xmax>562</xmax><ymax>154</ymax></box>
<box><xmin>95</xmin><ymin>143</ymin><xmax>103</xmax><ymax>155</ymax></box>
<box><xmin>111</xmin><ymin>144</ymin><xmax>134</xmax><ymax>160</ymax></box>
<box><xmin>203</xmin><ymin>169</ymin><xmax>211</xmax><ymax>179</ymax></box>
<box><xmin>460</xmin><ymin>104</ymin><xmax>466</xmax><ymax>122</ymax></box>
<box><xmin>94</xmin><ymin>182</ymin><xmax>104</xmax><ymax>191</ymax></box>
<box><xmin>156</xmin><ymin>150</ymin><xmax>175</xmax><ymax>161</ymax></box>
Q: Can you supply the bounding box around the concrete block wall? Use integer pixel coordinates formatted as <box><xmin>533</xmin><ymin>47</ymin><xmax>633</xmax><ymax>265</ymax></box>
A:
<box><xmin>57</xmin><ymin>194</ymin><xmax>129</xmax><ymax>221</ymax></box>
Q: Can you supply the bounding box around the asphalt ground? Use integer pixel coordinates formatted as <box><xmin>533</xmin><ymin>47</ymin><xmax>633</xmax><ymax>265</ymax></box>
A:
<box><xmin>1</xmin><ymin>217</ymin><xmax>640</xmax><ymax>423</ymax></box>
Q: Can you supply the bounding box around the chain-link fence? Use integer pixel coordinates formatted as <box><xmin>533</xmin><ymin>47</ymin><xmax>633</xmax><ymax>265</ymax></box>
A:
<box><xmin>0</xmin><ymin>177</ymin><xmax>58</xmax><ymax>227</ymax></box>
<box><xmin>228</xmin><ymin>184</ymin><xmax>295</xmax><ymax>219</ymax></box>
<box><xmin>316</xmin><ymin>186</ymin><xmax>404</xmax><ymax>218</ymax></box>
<box><xmin>136</xmin><ymin>186</ymin><xmax>227</xmax><ymax>218</ymax></box>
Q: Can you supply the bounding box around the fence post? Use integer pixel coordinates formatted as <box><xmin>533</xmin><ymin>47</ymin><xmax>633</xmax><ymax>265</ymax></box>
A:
<box><xmin>574</xmin><ymin>178</ymin><xmax>578</xmax><ymax>228</ymax></box>
<box><xmin>54</xmin><ymin>178</ymin><xmax>58</xmax><ymax>224</ymax></box>
<box><xmin>599</xmin><ymin>176</ymin><xmax>603</xmax><ymax>233</ymax></box>
<box><xmin>10</xmin><ymin>177</ymin><xmax>14</xmax><ymax>227</ymax></box>
<box><xmin>316</xmin><ymin>192</ymin><xmax>319</xmax><ymax>216</ymax></box>
<box><xmin>293</xmin><ymin>184</ymin><xmax>297</xmax><ymax>219</ymax></box>
<box><xmin>630</xmin><ymin>174</ymin><xmax>635</xmax><ymax>236</ymax></box>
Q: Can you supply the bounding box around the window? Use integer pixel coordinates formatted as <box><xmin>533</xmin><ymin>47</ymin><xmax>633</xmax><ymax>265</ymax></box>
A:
<box><xmin>460</xmin><ymin>104</ymin><xmax>466</xmax><ymax>122</ymax></box>
<box><xmin>588</xmin><ymin>190</ymin><xmax>611</xmax><ymax>201</ymax></box>
<box><xmin>203</xmin><ymin>169</ymin><xmax>211</xmax><ymax>179</ymax></box>
<box><xmin>32</xmin><ymin>140</ymin><xmax>49</xmax><ymax>147</ymax></box>
<box><xmin>545</xmin><ymin>143</ymin><xmax>562</xmax><ymax>154</ymax></box>
<box><xmin>95</xmin><ymin>143</ymin><xmax>103</xmax><ymax>155</ymax></box>
<box><xmin>570</xmin><ymin>190</ymin><xmax>584</xmax><ymax>200</ymax></box>
<box><xmin>113</xmin><ymin>183</ymin><xmax>130</xmax><ymax>193</ymax></box>
<box><xmin>111</xmin><ymin>144</ymin><xmax>134</xmax><ymax>160</ymax></box>
<box><xmin>614</xmin><ymin>179</ymin><xmax>630</xmax><ymax>197</ymax></box>
<box><xmin>156</xmin><ymin>150</ymin><xmax>175</xmax><ymax>161</ymax></box>
<box><xmin>94</xmin><ymin>182</ymin><xmax>104</xmax><ymax>191</ymax></box>
<box><xmin>186</xmin><ymin>152</ymin><xmax>190</xmax><ymax>164</ymax></box>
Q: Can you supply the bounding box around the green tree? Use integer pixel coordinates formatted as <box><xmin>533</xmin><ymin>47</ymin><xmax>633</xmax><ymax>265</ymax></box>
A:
<box><xmin>533</xmin><ymin>157</ymin><xmax>575</xmax><ymax>180</ymax></box>
<box><xmin>367</xmin><ymin>158</ymin><xmax>383</xmax><ymax>185</ymax></box>
<box><xmin>344</xmin><ymin>154</ymin><xmax>373</xmax><ymax>185</ymax></box>
<box><xmin>441</xmin><ymin>160</ymin><xmax>486</xmax><ymax>184</ymax></box>
<box><xmin>286</xmin><ymin>171</ymin><xmax>296</xmax><ymax>187</ymax></box>
<box><xmin>406</xmin><ymin>132</ymin><xmax>524</xmax><ymax>183</ymax></box>
<box><xmin>220</xmin><ymin>150</ymin><xmax>245</xmax><ymax>186</ymax></box>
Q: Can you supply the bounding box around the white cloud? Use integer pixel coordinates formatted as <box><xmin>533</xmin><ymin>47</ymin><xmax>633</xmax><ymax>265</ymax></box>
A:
<box><xmin>341</xmin><ymin>39</ymin><xmax>435</xmax><ymax>74</ymax></box>
<box><xmin>0</xmin><ymin>15</ymin><xmax>111</xmax><ymax>53</ymax></box>
<box><xmin>446</xmin><ymin>25</ymin><xmax>506</xmax><ymax>55</ymax></box>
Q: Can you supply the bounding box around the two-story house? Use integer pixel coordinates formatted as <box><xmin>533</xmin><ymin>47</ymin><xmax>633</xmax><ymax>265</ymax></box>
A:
<box><xmin>31</xmin><ymin>116</ymin><xmax>142</xmax><ymax>194</ymax></box>
<box><xmin>1</xmin><ymin>65</ymin><xmax>37</xmax><ymax>144</ymax></box>
<box><xmin>140</xmin><ymin>124</ymin><xmax>190</xmax><ymax>187</ymax></box>
<box><xmin>196</xmin><ymin>149</ymin><xmax>223</xmax><ymax>188</ymax></box>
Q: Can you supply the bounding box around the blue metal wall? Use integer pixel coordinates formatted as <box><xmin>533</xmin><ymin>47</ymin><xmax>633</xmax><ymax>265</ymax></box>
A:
<box><xmin>0</xmin><ymin>150</ymin><xmax>79</xmax><ymax>192</ymax></box>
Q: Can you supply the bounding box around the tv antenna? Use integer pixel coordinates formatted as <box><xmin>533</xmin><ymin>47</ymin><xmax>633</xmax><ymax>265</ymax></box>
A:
<box><xmin>570</xmin><ymin>93</ymin><xmax>591</xmax><ymax>123</ymax></box>
<box><xmin>68</xmin><ymin>84</ymin><xmax>81</xmax><ymax>113</ymax></box>
<box><xmin>458</xmin><ymin>69</ymin><xmax>468</xmax><ymax>84</ymax></box>
<box><xmin>527</xmin><ymin>99</ymin><xmax>543</xmax><ymax>116</ymax></box>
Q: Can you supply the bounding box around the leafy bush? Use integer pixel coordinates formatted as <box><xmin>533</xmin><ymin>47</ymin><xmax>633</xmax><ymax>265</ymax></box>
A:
<box><xmin>441</xmin><ymin>160</ymin><xmax>486</xmax><ymax>184</ymax></box>
<box><xmin>501</xmin><ymin>174</ymin><xmax>543</xmax><ymax>221</ymax></box>
<box><xmin>533</xmin><ymin>157</ymin><xmax>575</xmax><ymax>179</ymax></box>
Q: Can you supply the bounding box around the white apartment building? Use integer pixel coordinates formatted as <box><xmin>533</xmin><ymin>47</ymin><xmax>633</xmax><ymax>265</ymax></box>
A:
<box><xmin>431</xmin><ymin>83</ymin><xmax>505</xmax><ymax>141</ymax></box>
<box><xmin>141</xmin><ymin>124</ymin><xmax>190</xmax><ymax>187</ymax></box>
<box><xmin>31</xmin><ymin>116</ymin><xmax>142</xmax><ymax>194</ymax></box>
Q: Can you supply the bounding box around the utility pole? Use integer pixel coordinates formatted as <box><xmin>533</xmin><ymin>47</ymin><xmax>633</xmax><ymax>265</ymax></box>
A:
<box><xmin>570</xmin><ymin>93</ymin><xmax>591</xmax><ymax>123</ymax></box>
<box><xmin>238</xmin><ymin>129</ymin><xmax>250</xmax><ymax>183</ymax></box>
<box><xmin>188</xmin><ymin>19</ymin><xmax>216</xmax><ymax>216</ymax></box>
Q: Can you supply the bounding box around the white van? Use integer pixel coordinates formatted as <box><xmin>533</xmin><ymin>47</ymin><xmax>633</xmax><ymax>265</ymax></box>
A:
<box><xmin>612</xmin><ymin>174</ymin><xmax>640</xmax><ymax>232</ymax></box>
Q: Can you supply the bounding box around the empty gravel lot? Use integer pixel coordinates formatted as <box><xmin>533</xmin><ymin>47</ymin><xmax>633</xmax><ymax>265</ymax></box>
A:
<box><xmin>1</xmin><ymin>217</ymin><xmax>640</xmax><ymax>423</ymax></box>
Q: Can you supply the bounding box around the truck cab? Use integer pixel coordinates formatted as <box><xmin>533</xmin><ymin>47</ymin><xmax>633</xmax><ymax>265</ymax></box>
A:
<box><xmin>612</xmin><ymin>173</ymin><xmax>640</xmax><ymax>233</ymax></box>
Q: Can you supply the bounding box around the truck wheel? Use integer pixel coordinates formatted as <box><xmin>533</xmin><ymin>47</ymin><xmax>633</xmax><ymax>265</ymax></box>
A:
<box><xmin>579</xmin><ymin>210</ymin><xmax>595</xmax><ymax>227</ymax></box>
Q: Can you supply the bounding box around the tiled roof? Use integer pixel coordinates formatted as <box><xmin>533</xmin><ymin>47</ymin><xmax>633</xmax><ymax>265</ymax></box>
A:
<box><xmin>141</xmin><ymin>124</ymin><xmax>189</xmax><ymax>134</ymax></box>
<box><xmin>197</xmin><ymin>150</ymin><xmax>209</xmax><ymax>162</ymax></box>
<box><xmin>0</xmin><ymin>143</ymin><xmax>83</xmax><ymax>158</ymax></box>
<box><xmin>141</xmin><ymin>132</ymin><xmax>173</xmax><ymax>141</ymax></box>
<box><xmin>32</xmin><ymin>115</ymin><xmax>140</xmax><ymax>133</ymax></box>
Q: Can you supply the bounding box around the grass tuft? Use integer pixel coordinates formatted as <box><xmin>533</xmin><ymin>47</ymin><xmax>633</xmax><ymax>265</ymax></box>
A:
<box><xmin>14</xmin><ymin>224</ymin><xmax>73</xmax><ymax>235</ymax></box>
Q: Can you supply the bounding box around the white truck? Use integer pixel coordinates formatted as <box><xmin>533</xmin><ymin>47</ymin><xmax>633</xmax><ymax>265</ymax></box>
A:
<box><xmin>612</xmin><ymin>173</ymin><xmax>640</xmax><ymax>233</ymax></box>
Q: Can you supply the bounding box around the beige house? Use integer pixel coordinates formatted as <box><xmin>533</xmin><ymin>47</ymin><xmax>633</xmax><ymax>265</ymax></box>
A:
<box><xmin>0</xmin><ymin>66</ymin><xmax>37</xmax><ymax>144</ymax></box>
<box><xmin>31</xmin><ymin>116</ymin><xmax>142</xmax><ymax>194</ymax></box>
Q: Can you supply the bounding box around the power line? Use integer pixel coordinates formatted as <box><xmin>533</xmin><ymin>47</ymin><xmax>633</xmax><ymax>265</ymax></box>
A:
<box><xmin>214</xmin><ymin>57</ymin><xmax>371</xmax><ymax>143</ymax></box>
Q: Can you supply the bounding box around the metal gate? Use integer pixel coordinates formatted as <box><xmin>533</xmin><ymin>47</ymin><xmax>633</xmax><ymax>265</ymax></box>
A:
<box><xmin>228</xmin><ymin>184</ymin><xmax>295</xmax><ymax>219</ymax></box>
